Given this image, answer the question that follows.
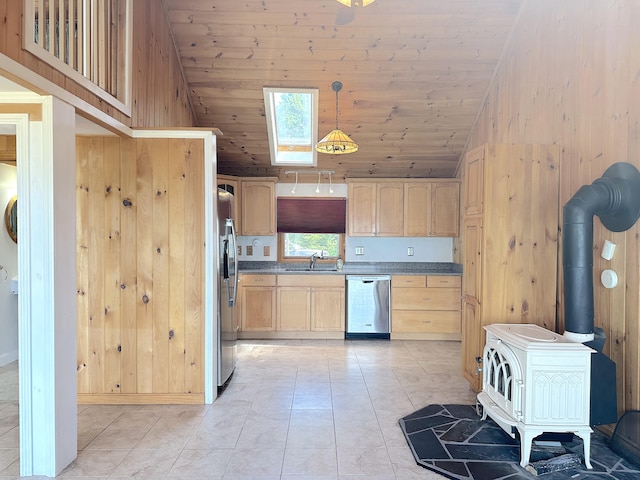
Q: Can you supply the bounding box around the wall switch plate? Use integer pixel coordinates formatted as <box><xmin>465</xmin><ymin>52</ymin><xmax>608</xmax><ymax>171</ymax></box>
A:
<box><xmin>408</xmin><ymin>247</ymin><xmax>414</xmax><ymax>256</ymax></box>
<box><xmin>263</xmin><ymin>246</ymin><xmax>270</xmax><ymax>256</ymax></box>
<box><xmin>355</xmin><ymin>246</ymin><xmax>364</xmax><ymax>255</ymax></box>
<box><xmin>237</xmin><ymin>245</ymin><xmax>242</xmax><ymax>256</ymax></box>
<box><xmin>246</xmin><ymin>245</ymin><xmax>253</xmax><ymax>256</ymax></box>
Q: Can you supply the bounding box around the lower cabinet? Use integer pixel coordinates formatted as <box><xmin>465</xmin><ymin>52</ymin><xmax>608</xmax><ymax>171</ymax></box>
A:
<box><xmin>239</xmin><ymin>273</ymin><xmax>345</xmax><ymax>339</ymax></box>
<box><xmin>461</xmin><ymin>296</ymin><xmax>482</xmax><ymax>391</ymax></box>
<box><xmin>311</xmin><ymin>288</ymin><xmax>345</xmax><ymax>331</ymax></box>
<box><xmin>239</xmin><ymin>274</ymin><xmax>276</xmax><ymax>332</ymax></box>
<box><xmin>391</xmin><ymin>275</ymin><xmax>462</xmax><ymax>339</ymax></box>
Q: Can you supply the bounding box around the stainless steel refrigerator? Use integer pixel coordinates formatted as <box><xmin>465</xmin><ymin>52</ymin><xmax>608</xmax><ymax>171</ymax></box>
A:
<box><xmin>217</xmin><ymin>188</ymin><xmax>238</xmax><ymax>387</ymax></box>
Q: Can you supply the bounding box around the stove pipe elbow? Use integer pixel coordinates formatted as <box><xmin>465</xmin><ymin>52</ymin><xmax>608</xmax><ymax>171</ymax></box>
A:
<box><xmin>563</xmin><ymin>162</ymin><xmax>640</xmax><ymax>342</ymax></box>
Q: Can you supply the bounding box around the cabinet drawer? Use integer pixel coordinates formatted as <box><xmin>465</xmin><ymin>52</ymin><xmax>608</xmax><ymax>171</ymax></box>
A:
<box><xmin>427</xmin><ymin>275</ymin><xmax>462</xmax><ymax>288</ymax></box>
<box><xmin>241</xmin><ymin>274</ymin><xmax>276</xmax><ymax>287</ymax></box>
<box><xmin>392</xmin><ymin>275</ymin><xmax>426</xmax><ymax>288</ymax></box>
<box><xmin>392</xmin><ymin>287</ymin><xmax>461</xmax><ymax>310</ymax></box>
<box><xmin>278</xmin><ymin>274</ymin><xmax>345</xmax><ymax>288</ymax></box>
<box><xmin>392</xmin><ymin>310</ymin><xmax>461</xmax><ymax>333</ymax></box>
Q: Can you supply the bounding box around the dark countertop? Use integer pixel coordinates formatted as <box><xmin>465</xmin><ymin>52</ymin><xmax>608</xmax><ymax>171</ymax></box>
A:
<box><xmin>238</xmin><ymin>261</ymin><xmax>462</xmax><ymax>276</ymax></box>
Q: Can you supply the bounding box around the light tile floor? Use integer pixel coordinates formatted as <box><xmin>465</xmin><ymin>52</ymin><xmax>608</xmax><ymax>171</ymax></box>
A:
<box><xmin>0</xmin><ymin>339</ymin><xmax>476</xmax><ymax>479</ymax></box>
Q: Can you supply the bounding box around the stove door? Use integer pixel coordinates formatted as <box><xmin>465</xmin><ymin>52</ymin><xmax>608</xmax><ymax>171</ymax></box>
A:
<box><xmin>483</xmin><ymin>339</ymin><xmax>523</xmax><ymax>421</ymax></box>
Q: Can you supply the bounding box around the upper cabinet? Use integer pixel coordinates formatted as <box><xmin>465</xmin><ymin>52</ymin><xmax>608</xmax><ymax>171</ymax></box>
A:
<box><xmin>463</xmin><ymin>146</ymin><xmax>485</xmax><ymax>216</ymax></box>
<box><xmin>241</xmin><ymin>178</ymin><xmax>277</xmax><ymax>235</ymax></box>
<box><xmin>348</xmin><ymin>182</ymin><xmax>404</xmax><ymax>236</ymax></box>
<box><xmin>348</xmin><ymin>179</ymin><xmax>459</xmax><ymax>237</ymax></box>
<box><xmin>404</xmin><ymin>181</ymin><xmax>459</xmax><ymax>237</ymax></box>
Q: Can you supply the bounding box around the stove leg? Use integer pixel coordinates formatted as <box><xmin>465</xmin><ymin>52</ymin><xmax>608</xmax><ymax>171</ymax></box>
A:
<box><xmin>518</xmin><ymin>427</ymin><xmax>544</xmax><ymax>467</ymax></box>
<box><xmin>574</xmin><ymin>429</ymin><xmax>593</xmax><ymax>469</ymax></box>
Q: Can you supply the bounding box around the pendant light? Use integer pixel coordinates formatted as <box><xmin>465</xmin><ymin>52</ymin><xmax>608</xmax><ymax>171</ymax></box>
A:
<box><xmin>316</xmin><ymin>81</ymin><xmax>358</xmax><ymax>154</ymax></box>
<box><xmin>336</xmin><ymin>0</ymin><xmax>376</xmax><ymax>6</ymax></box>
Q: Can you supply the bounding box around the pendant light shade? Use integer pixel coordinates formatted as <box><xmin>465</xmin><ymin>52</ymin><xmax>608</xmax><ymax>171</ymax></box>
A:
<box><xmin>336</xmin><ymin>0</ymin><xmax>376</xmax><ymax>6</ymax></box>
<box><xmin>316</xmin><ymin>81</ymin><xmax>358</xmax><ymax>155</ymax></box>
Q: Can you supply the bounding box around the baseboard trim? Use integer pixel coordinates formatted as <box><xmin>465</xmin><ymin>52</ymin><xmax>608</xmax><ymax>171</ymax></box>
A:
<box><xmin>77</xmin><ymin>393</ymin><xmax>205</xmax><ymax>404</ymax></box>
<box><xmin>391</xmin><ymin>332</ymin><xmax>461</xmax><ymax>341</ymax></box>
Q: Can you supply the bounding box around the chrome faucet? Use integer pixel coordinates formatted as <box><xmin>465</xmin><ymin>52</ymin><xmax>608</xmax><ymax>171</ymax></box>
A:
<box><xmin>309</xmin><ymin>250</ymin><xmax>324</xmax><ymax>270</ymax></box>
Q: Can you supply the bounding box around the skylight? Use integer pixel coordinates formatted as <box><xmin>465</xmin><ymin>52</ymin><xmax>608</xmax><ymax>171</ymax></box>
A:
<box><xmin>263</xmin><ymin>87</ymin><xmax>319</xmax><ymax>166</ymax></box>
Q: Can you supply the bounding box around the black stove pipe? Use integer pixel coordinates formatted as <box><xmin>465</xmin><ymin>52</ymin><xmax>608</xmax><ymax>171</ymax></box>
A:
<box><xmin>562</xmin><ymin>162</ymin><xmax>640</xmax><ymax>426</ymax></box>
<box><xmin>563</xmin><ymin>162</ymin><xmax>640</xmax><ymax>340</ymax></box>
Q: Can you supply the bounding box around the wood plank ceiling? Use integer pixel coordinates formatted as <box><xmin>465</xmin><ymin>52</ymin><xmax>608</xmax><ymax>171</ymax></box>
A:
<box><xmin>165</xmin><ymin>0</ymin><xmax>523</xmax><ymax>180</ymax></box>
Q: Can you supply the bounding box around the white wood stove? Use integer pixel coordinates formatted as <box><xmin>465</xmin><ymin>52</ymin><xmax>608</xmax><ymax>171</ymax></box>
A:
<box><xmin>476</xmin><ymin>324</ymin><xmax>594</xmax><ymax>468</ymax></box>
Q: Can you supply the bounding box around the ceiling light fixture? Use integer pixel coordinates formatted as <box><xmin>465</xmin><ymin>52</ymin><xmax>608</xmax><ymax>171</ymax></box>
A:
<box><xmin>316</xmin><ymin>81</ymin><xmax>358</xmax><ymax>155</ymax></box>
<box><xmin>285</xmin><ymin>170</ymin><xmax>335</xmax><ymax>195</ymax></box>
<box><xmin>336</xmin><ymin>0</ymin><xmax>376</xmax><ymax>6</ymax></box>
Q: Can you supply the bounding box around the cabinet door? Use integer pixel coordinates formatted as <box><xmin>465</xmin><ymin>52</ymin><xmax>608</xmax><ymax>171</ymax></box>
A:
<box><xmin>431</xmin><ymin>182</ymin><xmax>460</xmax><ymax>237</ymax></box>
<box><xmin>241</xmin><ymin>286</ymin><xmax>276</xmax><ymax>331</ymax></box>
<box><xmin>348</xmin><ymin>183</ymin><xmax>376</xmax><ymax>236</ymax></box>
<box><xmin>461</xmin><ymin>296</ymin><xmax>482</xmax><ymax>391</ymax></box>
<box><xmin>392</xmin><ymin>287</ymin><xmax>461</xmax><ymax>310</ymax></box>
<box><xmin>376</xmin><ymin>183</ymin><xmax>404</xmax><ymax>236</ymax></box>
<box><xmin>462</xmin><ymin>217</ymin><xmax>482</xmax><ymax>299</ymax></box>
<box><xmin>277</xmin><ymin>287</ymin><xmax>311</xmax><ymax>331</ymax></box>
<box><xmin>241</xmin><ymin>181</ymin><xmax>276</xmax><ymax>235</ymax></box>
<box><xmin>464</xmin><ymin>146</ymin><xmax>485</xmax><ymax>216</ymax></box>
<box><xmin>392</xmin><ymin>310</ymin><xmax>461</xmax><ymax>333</ymax></box>
<box><xmin>311</xmin><ymin>288</ymin><xmax>345</xmax><ymax>331</ymax></box>
<box><xmin>403</xmin><ymin>183</ymin><xmax>431</xmax><ymax>236</ymax></box>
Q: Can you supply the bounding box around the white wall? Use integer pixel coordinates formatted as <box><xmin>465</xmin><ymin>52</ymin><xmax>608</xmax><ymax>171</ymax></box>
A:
<box><xmin>0</xmin><ymin>162</ymin><xmax>17</xmax><ymax>366</ymax></box>
<box><xmin>237</xmin><ymin>182</ymin><xmax>455</xmax><ymax>263</ymax></box>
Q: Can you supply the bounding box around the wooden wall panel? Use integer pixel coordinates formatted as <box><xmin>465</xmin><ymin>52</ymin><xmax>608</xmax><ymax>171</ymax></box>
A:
<box><xmin>184</xmin><ymin>138</ymin><xmax>205</xmax><ymax>395</ymax></box>
<box><xmin>0</xmin><ymin>135</ymin><xmax>16</xmax><ymax>164</ymax></box>
<box><xmin>119</xmin><ymin>138</ymin><xmax>138</xmax><ymax>393</ymax></box>
<box><xmin>0</xmin><ymin>0</ymin><xmax>195</xmax><ymax>128</ymax></box>
<box><xmin>76</xmin><ymin>136</ymin><xmax>205</xmax><ymax>403</ymax></box>
<box><xmin>462</xmin><ymin>0</ymin><xmax>640</xmax><ymax>414</ymax></box>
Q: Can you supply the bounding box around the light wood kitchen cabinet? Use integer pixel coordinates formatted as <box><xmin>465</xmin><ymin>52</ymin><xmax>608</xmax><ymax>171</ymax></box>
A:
<box><xmin>276</xmin><ymin>275</ymin><xmax>345</xmax><ymax>335</ymax></box>
<box><xmin>463</xmin><ymin>146</ymin><xmax>484</xmax><ymax>216</ymax></box>
<box><xmin>347</xmin><ymin>182</ymin><xmax>404</xmax><ymax>236</ymax></box>
<box><xmin>391</xmin><ymin>275</ymin><xmax>461</xmax><ymax>339</ymax></box>
<box><xmin>404</xmin><ymin>181</ymin><xmax>460</xmax><ymax>237</ymax></box>
<box><xmin>311</xmin><ymin>288</ymin><xmax>345</xmax><ymax>332</ymax></box>
<box><xmin>240</xmin><ymin>274</ymin><xmax>345</xmax><ymax>338</ymax></box>
<box><xmin>277</xmin><ymin>286</ymin><xmax>311</xmax><ymax>331</ymax></box>
<box><xmin>461</xmin><ymin>297</ymin><xmax>482</xmax><ymax>388</ymax></box>
<box><xmin>348</xmin><ymin>179</ymin><xmax>459</xmax><ymax>238</ymax></box>
<box><xmin>460</xmin><ymin>144</ymin><xmax>560</xmax><ymax>392</ymax></box>
<box><xmin>377</xmin><ymin>183</ymin><xmax>404</xmax><ymax>236</ymax></box>
<box><xmin>241</xmin><ymin>178</ymin><xmax>276</xmax><ymax>235</ymax></box>
<box><xmin>239</xmin><ymin>274</ymin><xmax>276</xmax><ymax>332</ymax></box>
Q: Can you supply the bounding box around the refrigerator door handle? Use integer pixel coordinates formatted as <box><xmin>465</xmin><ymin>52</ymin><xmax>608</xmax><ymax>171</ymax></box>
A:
<box><xmin>223</xmin><ymin>239</ymin><xmax>230</xmax><ymax>280</ymax></box>
<box><xmin>228</xmin><ymin>219</ymin><xmax>239</xmax><ymax>307</ymax></box>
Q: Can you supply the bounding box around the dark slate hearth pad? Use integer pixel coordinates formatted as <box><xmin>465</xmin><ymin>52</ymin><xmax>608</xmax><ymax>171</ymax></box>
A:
<box><xmin>399</xmin><ymin>404</ymin><xmax>640</xmax><ymax>480</ymax></box>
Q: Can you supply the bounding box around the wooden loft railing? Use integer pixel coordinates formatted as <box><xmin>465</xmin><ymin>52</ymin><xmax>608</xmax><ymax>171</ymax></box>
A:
<box><xmin>24</xmin><ymin>0</ymin><xmax>132</xmax><ymax>115</ymax></box>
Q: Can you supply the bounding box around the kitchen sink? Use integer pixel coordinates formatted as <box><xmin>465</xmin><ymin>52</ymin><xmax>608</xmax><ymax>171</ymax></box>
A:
<box><xmin>283</xmin><ymin>267</ymin><xmax>338</xmax><ymax>272</ymax></box>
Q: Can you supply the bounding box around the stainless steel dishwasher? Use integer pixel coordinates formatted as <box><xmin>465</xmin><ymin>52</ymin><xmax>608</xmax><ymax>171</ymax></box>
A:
<box><xmin>346</xmin><ymin>275</ymin><xmax>391</xmax><ymax>339</ymax></box>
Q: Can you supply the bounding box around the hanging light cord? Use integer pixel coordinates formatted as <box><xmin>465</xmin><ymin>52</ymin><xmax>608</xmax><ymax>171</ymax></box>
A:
<box><xmin>334</xmin><ymin>84</ymin><xmax>340</xmax><ymax>130</ymax></box>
